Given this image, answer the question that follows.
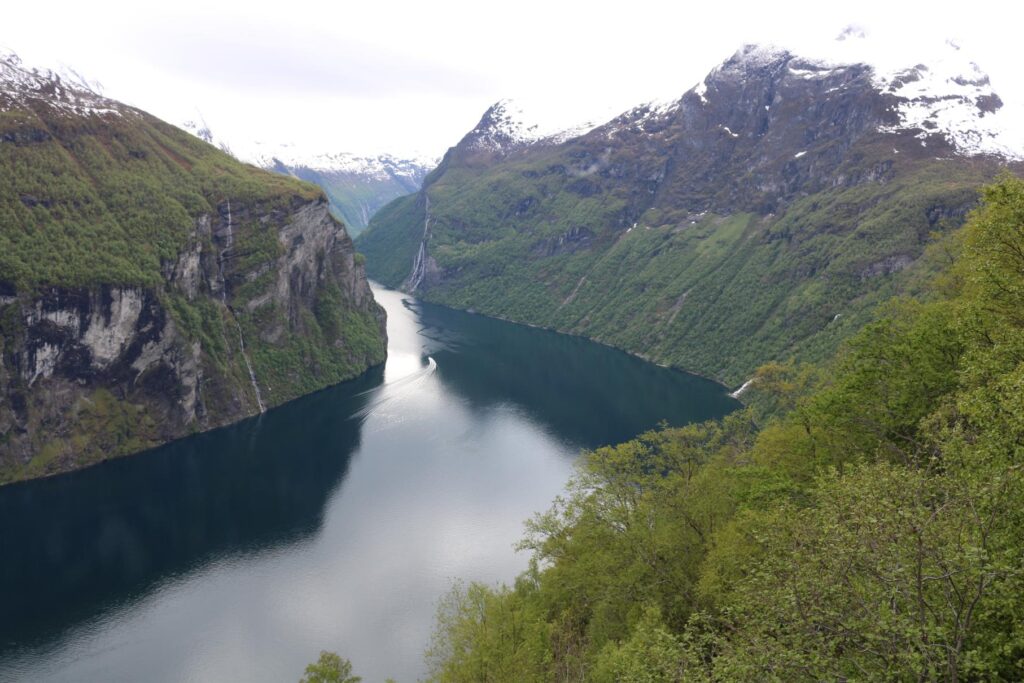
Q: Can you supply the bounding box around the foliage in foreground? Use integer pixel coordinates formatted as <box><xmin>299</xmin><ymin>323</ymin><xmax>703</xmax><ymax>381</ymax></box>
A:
<box><xmin>423</xmin><ymin>176</ymin><xmax>1024</xmax><ymax>681</ymax></box>
<box><xmin>299</xmin><ymin>651</ymin><xmax>361</xmax><ymax>683</ymax></box>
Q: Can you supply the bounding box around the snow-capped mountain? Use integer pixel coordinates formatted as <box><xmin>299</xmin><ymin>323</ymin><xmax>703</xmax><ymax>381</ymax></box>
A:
<box><xmin>461</xmin><ymin>99</ymin><xmax>600</xmax><ymax>153</ymax></box>
<box><xmin>618</xmin><ymin>36</ymin><xmax>1022</xmax><ymax>161</ymax></box>
<box><xmin>254</xmin><ymin>145</ymin><xmax>436</xmax><ymax>183</ymax></box>
<box><xmin>358</xmin><ymin>35</ymin><xmax>1021</xmax><ymax>388</ymax></box>
<box><xmin>262</xmin><ymin>151</ymin><xmax>435</xmax><ymax>234</ymax></box>
<box><xmin>0</xmin><ymin>48</ymin><xmax>121</xmax><ymax>117</ymax></box>
<box><xmin>437</xmin><ymin>33</ymin><xmax>1021</xmax><ymax>182</ymax></box>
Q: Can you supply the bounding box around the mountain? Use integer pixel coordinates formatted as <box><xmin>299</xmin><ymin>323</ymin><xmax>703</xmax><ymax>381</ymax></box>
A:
<box><xmin>358</xmin><ymin>41</ymin><xmax>1021</xmax><ymax>385</ymax></box>
<box><xmin>179</xmin><ymin>119</ymin><xmax>434</xmax><ymax>236</ymax></box>
<box><xmin>0</xmin><ymin>52</ymin><xmax>387</xmax><ymax>483</ymax></box>
<box><xmin>259</xmin><ymin>150</ymin><xmax>434</xmax><ymax>236</ymax></box>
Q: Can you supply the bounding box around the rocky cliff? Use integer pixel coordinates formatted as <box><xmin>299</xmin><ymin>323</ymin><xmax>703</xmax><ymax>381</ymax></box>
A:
<box><xmin>0</xmin><ymin>53</ymin><xmax>386</xmax><ymax>482</ymax></box>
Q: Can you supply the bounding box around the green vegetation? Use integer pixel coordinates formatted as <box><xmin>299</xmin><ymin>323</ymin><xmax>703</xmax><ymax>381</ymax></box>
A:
<box><xmin>423</xmin><ymin>177</ymin><xmax>1024</xmax><ymax>681</ymax></box>
<box><xmin>300</xmin><ymin>652</ymin><xmax>362</xmax><ymax>683</ymax></box>
<box><xmin>0</xmin><ymin>108</ymin><xmax>319</xmax><ymax>290</ymax></box>
<box><xmin>244</xmin><ymin>299</ymin><xmax>386</xmax><ymax>405</ymax></box>
<box><xmin>359</xmin><ymin>138</ymin><xmax>1001</xmax><ymax>386</ymax></box>
<box><xmin>0</xmin><ymin>100</ymin><xmax>386</xmax><ymax>482</ymax></box>
<box><xmin>270</xmin><ymin>161</ymin><xmax>427</xmax><ymax>237</ymax></box>
<box><xmin>358</xmin><ymin>192</ymin><xmax>425</xmax><ymax>285</ymax></box>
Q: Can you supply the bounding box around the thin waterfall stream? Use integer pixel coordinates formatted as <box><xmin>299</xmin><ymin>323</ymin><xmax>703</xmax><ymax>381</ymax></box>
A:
<box><xmin>218</xmin><ymin>199</ymin><xmax>266</xmax><ymax>413</ymax></box>
<box><xmin>405</xmin><ymin>194</ymin><xmax>430</xmax><ymax>292</ymax></box>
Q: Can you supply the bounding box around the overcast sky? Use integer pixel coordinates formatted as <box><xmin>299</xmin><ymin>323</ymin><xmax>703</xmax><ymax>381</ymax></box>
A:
<box><xmin>4</xmin><ymin>0</ymin><xmax>1021</xmax><ymax>160</ymax></box>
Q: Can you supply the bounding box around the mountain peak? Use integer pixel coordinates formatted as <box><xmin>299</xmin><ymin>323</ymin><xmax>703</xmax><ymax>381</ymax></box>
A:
<box><xmin>464</xmin><ymin>99</ymin><xmax>597</xmax><ymax>152</ymax></box>
<box><xmin>0</xmin><ymin>49</ymin><xmax>120</xmax><ymax>117</ymax></box>
<box><xmin>685</xmin><ymin>37</ymin><xmax>1023</xmax><ymax>160</ymax></box>
<box><xmin>723</xmin><ymin>44</ymin><xmax>793</xmax><ymax>71</ymax></box>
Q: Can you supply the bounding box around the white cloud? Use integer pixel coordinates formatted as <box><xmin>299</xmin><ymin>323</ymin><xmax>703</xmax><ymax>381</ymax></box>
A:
<box><xmin>3</xmin><ymin>0</ymin><xmax>1021</xmax><ymax>159</ymax></box>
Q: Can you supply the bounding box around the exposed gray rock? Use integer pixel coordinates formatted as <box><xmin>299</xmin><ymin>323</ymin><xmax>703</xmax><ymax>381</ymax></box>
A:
<box><xmin>0</xmin><ymin>197</ymin><xmax>386</xmax><ymax>482</ymax></box>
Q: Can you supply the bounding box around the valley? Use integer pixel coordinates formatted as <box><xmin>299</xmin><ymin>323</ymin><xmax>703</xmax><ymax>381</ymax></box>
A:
<box><xmin>2</xmin><ymin>14</ymin><xmax>1024</xmax><ymax>683</ymax></box>
<box><xmin>0</xmin><ymin>283</ymin><xmax>736</xmax><ymax>682</ymax></box>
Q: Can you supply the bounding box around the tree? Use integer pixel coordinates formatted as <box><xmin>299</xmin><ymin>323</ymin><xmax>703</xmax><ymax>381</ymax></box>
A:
<box><xmin>299</xmin><ymin>651</ymin><xmax>361</xmax><ymax>683</ymax></box>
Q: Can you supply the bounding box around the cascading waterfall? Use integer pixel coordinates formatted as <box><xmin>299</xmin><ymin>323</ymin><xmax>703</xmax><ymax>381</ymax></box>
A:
<box><xmin>218</xmin><ymin>199</ymin><xmax>266</xmax><ymax>414</ymax></box>
<box><xmin>405</xmin><ymin>195</ymin><xmax>431</xmax><ymax>292</ymax></box>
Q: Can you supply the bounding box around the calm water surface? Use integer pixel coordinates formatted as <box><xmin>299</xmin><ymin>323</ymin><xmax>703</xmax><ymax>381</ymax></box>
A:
<box><xmin>0</xmin><ymin>285</ymin><xmax>737</xmax><ymax>682</ymax></box>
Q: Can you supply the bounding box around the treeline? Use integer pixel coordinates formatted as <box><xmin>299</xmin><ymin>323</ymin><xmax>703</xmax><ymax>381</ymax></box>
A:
<box><xmin>422</xmin><ymin>176</ymin><xmax>1024</xmax><ymax>681</ymax></box>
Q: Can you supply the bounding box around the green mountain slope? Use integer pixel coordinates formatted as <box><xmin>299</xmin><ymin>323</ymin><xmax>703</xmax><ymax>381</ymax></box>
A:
<box><xmin>422</xmin><ymin>174</ymin><xmax>1024</xmax><ymax>683</ymax></box>
<box><xmin>0</xmin><ymin>54</ymin><xmax>386</xmax><ymax>482</ymax></box>
<box><xmin>359</xmin><ymin>46</ymin><xmax>1016</xmax><ymax>385</ymax></box>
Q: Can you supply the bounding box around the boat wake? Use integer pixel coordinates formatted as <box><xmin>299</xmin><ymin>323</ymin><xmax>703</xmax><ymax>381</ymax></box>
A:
<box><xmin>353</xmin><ymin>356</ymin><xmax>437</xmax><ymax>420</ymax></box>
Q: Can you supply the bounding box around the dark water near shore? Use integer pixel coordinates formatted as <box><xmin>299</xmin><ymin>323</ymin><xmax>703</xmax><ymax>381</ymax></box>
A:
<box><xmin>0</xmin><ymin>285</ymin><xmax>737</xmax><ymax>682</ymax></box>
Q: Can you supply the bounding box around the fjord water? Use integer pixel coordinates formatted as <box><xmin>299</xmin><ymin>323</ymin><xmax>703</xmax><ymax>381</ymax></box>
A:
<box><xmin>0</xmin><ymin>285</ymin><xmax>737</xmax><ymax>683</ymax></box>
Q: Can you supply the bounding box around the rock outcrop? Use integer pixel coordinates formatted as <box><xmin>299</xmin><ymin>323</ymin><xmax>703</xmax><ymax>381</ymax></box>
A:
<box><xmin>0</xmin><ymin>196</ymin><xmax>385</xmax><ymax>482</ymax></box>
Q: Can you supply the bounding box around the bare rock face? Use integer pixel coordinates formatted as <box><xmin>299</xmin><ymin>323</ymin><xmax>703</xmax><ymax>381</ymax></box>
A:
<box><xmin>0</xmin><ymin>198</ymin><xmax>386</xmax><ymax>483</ymax></box>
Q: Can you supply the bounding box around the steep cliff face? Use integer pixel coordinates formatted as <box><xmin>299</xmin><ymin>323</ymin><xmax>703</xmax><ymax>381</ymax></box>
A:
<box><xmin>358</xmin><ymin>43</ymin><xmax>1020</xmax><ymax>384</ymax></box>
<box><xmin>0</xmin><ymin>195</ymin><xmax>385</xmax><ymax>483</ymax></box>
<box><xmin>0</xmin><ymin>53</ymin><xmax>386</xmax><ymax>483</ymax></box>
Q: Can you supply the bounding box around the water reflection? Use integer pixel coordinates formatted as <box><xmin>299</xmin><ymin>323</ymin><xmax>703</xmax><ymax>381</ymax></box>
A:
<box><xmin>0</xmin><ymin>285</ymin><xmax>737</xmax><ymax>682</ymax></box>
<box><xmin>0</xmin><ymin>366</ymin><xmax>382</xmax><ymax>652</ymax></box>
<box><xmin>413</xmin><ymin>299</ymin><xmax>737</xmax><ymax>449</ymax></box>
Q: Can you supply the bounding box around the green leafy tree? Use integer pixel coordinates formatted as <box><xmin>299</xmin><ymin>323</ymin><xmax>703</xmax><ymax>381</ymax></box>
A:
<box><xmin>299</xmin><ymin>651</ymin><xmax>361</xmax><ymax>683</ymax></box>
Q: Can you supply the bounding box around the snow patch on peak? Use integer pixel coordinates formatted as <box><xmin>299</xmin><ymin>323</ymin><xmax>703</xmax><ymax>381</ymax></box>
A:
<box><xmin>175</xmin><ymin>116</ymin><xmax>437</xmax><ymax>176</ymax></box>
<box><xmin>248</xmin><ymin>142</ymin><xmax>436</xmax><ymax>179</ymax></box>
<box><xmin>693</xmin><ymin>79</ymin><xmax>708</xmax><ymax>104</ymax></box>
<box><xmin>273</xmin><ymin>150</ymin><xmax>437</xmax><ymax>179</ymax></box>
<box><xmin>728</xmin><ymin>44</ymin><xmax>792</xmax><ymax>69</ymax></box>
<box><xmin>467</xmin><ymin>98</ymin><xmax>598</xmax><ymax>151</ymax></box>
<box><xmin>0</xmin><ymin>46</ymin><xmax>20</xmax><ymax>65</ymax></box>
<box><xmin>728</xmin><ymin>31</ymin><xmax>1023</xmax><ymax>160</ymax></box>
<box><xmin>874</xmin><ymin>52</ymin><xmax>1023</xmax><ymax>159</ymax></box>
<box><xmin>600</xmin><ymin>95</ymin><xmax>683</xmax><ymax>140</ymax></box>
<box><xmin>0</xmin><ymin>49</ymin><xmax>122</xmax><ymax>117</ymax></box>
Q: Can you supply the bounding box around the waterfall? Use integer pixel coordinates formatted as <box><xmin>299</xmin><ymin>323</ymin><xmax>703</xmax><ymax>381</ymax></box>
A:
<box><xmin>405</xmin><ymin>195</ymin><xmax>431</xmax><ymax>292</ymax></box>
<box><xmin>218</xmin><ymin>199</ymin><xmax>266</xmax><ymax>414</ymax></box>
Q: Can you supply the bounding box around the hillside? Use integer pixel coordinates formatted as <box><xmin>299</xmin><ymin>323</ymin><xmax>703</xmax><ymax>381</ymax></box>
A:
<box><xmin>0</xmin><ymin>52</ymin><xmax>387</xmax><ymax>482</ymax></box>
<box><xmin>424</xmin><ymin>175</ymin><xmax>1024</xmax><ymax>682</ymax></box>
<box><xmin>358</xmin><ymin>43</ymin><xmax>1020</xmax><ymax>385</ymax></box>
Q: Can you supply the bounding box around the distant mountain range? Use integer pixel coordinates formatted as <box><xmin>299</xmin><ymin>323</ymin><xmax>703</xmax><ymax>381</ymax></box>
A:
<box><xmin>358</xmin><ymin>39</ymin><xmax>1023</xmax><ymax>385</ymax></box>
<box><xmin>259</xmin><ymin>151</ymin><xmax>434</xmax><ymax>236</ymax></box>
<box><xmin>180</xmin><ymin>120</ymin><xmax>435</xmax><ymax>235</ymax></box>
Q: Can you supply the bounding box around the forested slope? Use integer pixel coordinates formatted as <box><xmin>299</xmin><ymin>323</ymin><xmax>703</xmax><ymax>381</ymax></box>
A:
<box><xmin>424</xmin><ymin>176</ymin><xmax>1024</xmax><ymax>682</ymax></box>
